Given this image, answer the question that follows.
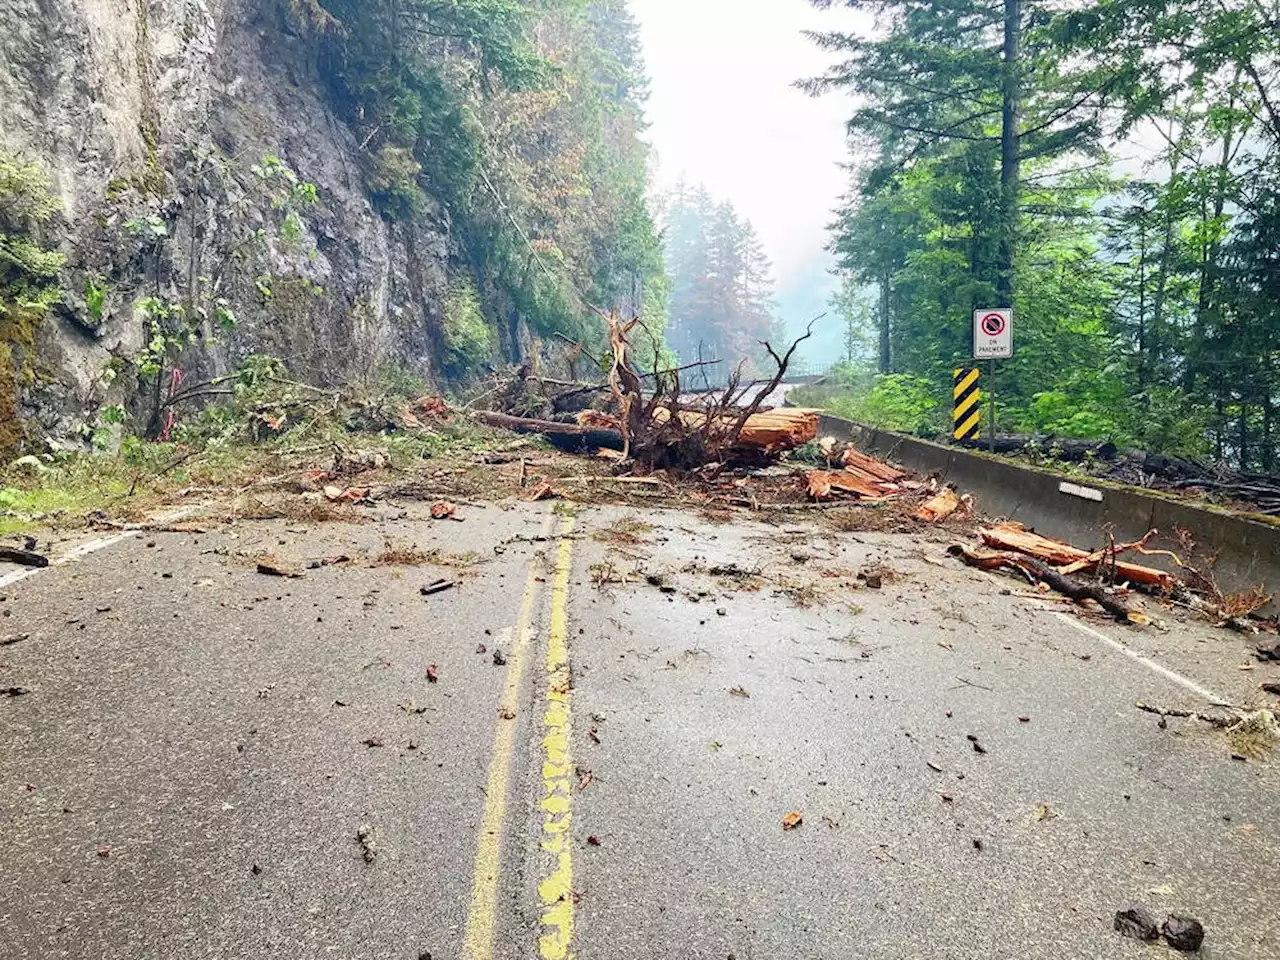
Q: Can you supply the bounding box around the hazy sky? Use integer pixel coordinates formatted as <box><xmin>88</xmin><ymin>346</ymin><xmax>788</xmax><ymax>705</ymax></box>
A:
<box><xmin>630</xmin><ymin>0</ymin><xmax>867</xmax><ymax>291</ymax></box>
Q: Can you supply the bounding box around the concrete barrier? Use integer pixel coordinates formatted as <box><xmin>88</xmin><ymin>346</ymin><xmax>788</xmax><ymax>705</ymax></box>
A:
<box><xmin>819</xmin><ymin>415</ymin><xmax>1280</xmax><ymax>602</ymax></box>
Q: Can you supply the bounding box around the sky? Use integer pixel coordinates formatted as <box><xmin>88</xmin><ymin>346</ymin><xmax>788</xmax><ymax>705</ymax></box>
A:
<box><xmin>630</xmin><ymin>0</ymin><xmax>868</xmax><ymax>350</ymax></box>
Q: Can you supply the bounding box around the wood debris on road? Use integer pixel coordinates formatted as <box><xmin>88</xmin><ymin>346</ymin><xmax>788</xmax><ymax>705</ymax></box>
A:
<box><xmin>256</xmin><ymin>556</ymin><xmax>304</xmax><ymax>578</ymax></box>
<box><xmin>947</xmin><ymin>543</ymin><xmax>1141</xmax><ymax>622</ymax></box>
<box><xmin>914</xmin><ymin>487</ymin><xmax>963</xmax><ymax>522</ymax></box>
<box><xmin>978</xmin><ymin>522</ymin><xmax>1176</xmax><ymax>591</ymax></box>
<box><xmin>0</xmin><ymin>547</ymin><xmax>49</xmax><ymax>568</ymax></box>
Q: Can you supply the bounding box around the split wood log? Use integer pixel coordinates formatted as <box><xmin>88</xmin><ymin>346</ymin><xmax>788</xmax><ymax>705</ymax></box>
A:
<box><xmin>947</xmin><ymin>544</ymin><xmax>1139</xmax><ymax>622</ymax></box>
<box><xmin>915</xmin><ymin>488</ymin><xmax>962</xmax><ymax>522</ymax></box>
<box><xmin>807</xmin><ymin>470</ymin><xmax>895</xmax><ymax>501</ymax></box>
<box><xmin>652</xmin><ymin>407</ymin><xmax>820</xmax><ymax>454</ymax></box>
<box><xmin>841</xmin><ymin>447</ymin><xmax>907</xmax><ymax>482</ymax></box>
<box><xmin>979</xmin><ymin>522</ymin><xmax>1177</xmax><ymax>591</ymax></box>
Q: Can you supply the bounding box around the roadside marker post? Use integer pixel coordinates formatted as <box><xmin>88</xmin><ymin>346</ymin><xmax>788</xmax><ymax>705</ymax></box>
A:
<box><xmin>973</xmin><ymin>309</ymin><xmax>1013</xmax><ymax>453</ymax></box>
<box><xmin>953</xmin><ymin>368</ymin><xmax>982</xmax><ymax>441</ymax></box>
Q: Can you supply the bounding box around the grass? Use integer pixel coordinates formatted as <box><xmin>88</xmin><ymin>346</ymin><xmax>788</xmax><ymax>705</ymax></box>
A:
<box><xmin>1</xmin><ymin>465</ymin><xmax>139</xmax><ymax>535</ymax></box>
<box><xmin>0</xmin><ymin>386</ymin><xmax>524</xmax><ymax>536</ymax></box>
<box><xmin>373</xmin><ymin>540</ymin><xmax>432</xmax><ymax>566</ymax></box>
<box><xmin>591</xmin><ymin>517</ymin><xmax>654</xmax><ymax>546</ymax></box>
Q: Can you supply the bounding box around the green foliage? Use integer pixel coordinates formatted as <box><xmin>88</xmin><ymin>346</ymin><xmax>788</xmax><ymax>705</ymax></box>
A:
<box><xmin>85</xmin><ymin>276</ymin><xmax>108</xmax><ymax>323</ymax></box>
<box><xmin>366</xmin><ymin>145</ymin><xmax>427</xmax><ymax>219</ymax></box>
<box><xmin>808</xmin><ymin>0</ymin><xmax>1280</xmax><ymax>469</ymax></box>
<box><xmin>123</xmin><ymin>214</ymin><xmax>167</xmax><ymax>241</ymax></box>
<box><xmin>0</xmin><ymin>152</ymin><xmax>65</xmax><ymax>313</ymax></box>
<box><xmin>828</xmin><ymin>374</ymin><xmax>943</xmax><ymax>434</ymax></box>
<box><xmin>135</xmin><ymin>295</ymin><xmax>192</xmax><ymax>377</ymax></box>
<box><xmin>797</xmin><ymin>370</ymin><xmax>944</xmax><ymax>434</ymax></box>
<box><xmin>1</xmin><ymin>152</ymin><xmax>65</xmax><ymax>452</ymax></box>
<box><xmin>251</xmin><ymin>154</ymin><xmax>319</xmax><ymax>247</ymax></box>
<box><xmin>307</xmin><ymin>0</ymin><xmax>668</xmax><ymax>365</ymax></box>
<box><xmin>443</xmin><ymin>280</ymin><xmax>494</xmax><ymax>373</ymax></box>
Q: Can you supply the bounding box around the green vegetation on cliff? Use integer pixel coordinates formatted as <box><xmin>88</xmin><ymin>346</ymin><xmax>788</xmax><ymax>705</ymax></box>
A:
<box><xmin>297</xmin><ymin>0</ymin><xmax>667</xmax><ymax>357</ymax></box>
<box><xmin>0</xmin><ymin>153</ymin><xmax>65</xmax><ymax>453</ymax></box>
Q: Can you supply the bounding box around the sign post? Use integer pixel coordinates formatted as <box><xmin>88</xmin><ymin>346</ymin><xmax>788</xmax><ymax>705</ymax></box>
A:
<box><xmin>973</xmin><ymin>309</ymin><xmax>1013</xmax><ymax>453</ymax></box>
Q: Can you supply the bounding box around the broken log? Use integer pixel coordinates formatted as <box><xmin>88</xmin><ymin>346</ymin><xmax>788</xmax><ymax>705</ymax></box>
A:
<box><xmin>979</xmin><ymin>522</ymin><xmax>1177</xmax><ymax>591</ymax></box>
<box><xmin>1135</xmin><ymin>702</ymin><xmax>1235</xmax><ymax>728</ymax></box>
<box><xmin>472</xmin><ymin>411</ymin><xmax>625</xmax><ymax>453</ymax></box>
<box><xmin>653</xmin><ymin>407</ymin><xmax>820</xmax><ymax>454</ymax></box>
<box><xmin>947</xmin><ymin>544</ymin><xmax>1139</xmax><ymax>622</ymax></box>
<box><xmin>915</xmin><ymin>488</ymin><xmax>962</xmax><ymax>522</ymax></box>
<box><xmin>841</xmin><ymin>447</ymin><xmax>907</xmax><ymax>482</ymax></box>
<box><xmin>807</xmin><ymin>470</ymin><xmax>896</xmax><ymax>501</ymax></box>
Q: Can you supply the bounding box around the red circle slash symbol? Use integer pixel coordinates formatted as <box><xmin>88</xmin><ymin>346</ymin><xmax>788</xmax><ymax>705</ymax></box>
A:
<box><xmin>981</xmin><ymin>313</ymin><xmax>1006</xmax><ymax>337</ymax></box>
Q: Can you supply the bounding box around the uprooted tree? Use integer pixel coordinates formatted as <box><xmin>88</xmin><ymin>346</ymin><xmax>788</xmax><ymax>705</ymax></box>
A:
<box><xmin>476</xmin><ymin>309</ymin><xmax>820</xmax><ymax>471</ymax></box>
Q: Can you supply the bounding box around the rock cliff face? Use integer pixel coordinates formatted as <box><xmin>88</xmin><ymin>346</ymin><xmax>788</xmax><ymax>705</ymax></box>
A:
<box><xmin>1</xmin><ymin>0</ymin><xmax>462</xmax><ymax>443</ymax></box>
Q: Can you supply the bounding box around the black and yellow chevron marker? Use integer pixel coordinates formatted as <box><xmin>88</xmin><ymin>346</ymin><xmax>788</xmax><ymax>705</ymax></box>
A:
<box><xmin>953</xmin><ymin>368</ymin><xmax>982</xmax><ymax>441</ymax></box>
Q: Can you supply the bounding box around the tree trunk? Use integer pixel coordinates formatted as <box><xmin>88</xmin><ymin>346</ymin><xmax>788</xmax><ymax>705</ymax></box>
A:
<box><xmin>878</xmin><ymin>273</ymin><xmax>891</xmax><ymax>373</ymax></box>
<box><xmin>1137</xmin><ymin>212</ymin><xmax>1147</xmax><ymax>386</ymax></box>
<box><xmin>997</xmin><ymin>0</ymin><xmax>1021</xmax><ymax>309</ymax></box>
<box><xmin>1150</xmin><ymin>118</ymin><xmax>1184</xmax><ymax>372</ymax></box>
<box><xmin>1239</xmin><ymin>400</ymin><xmax>1250</xmax><ymax>472</ymax></box>
<box><xmin>1187</xmin><ymin>88</ymin><xmax>1237</xmax><ymax>393</ymax></box>
<box><xmin>1263</xmin><ymin>351</ymin><xmax>1275</xmax><ymax>472</ymax></box>
<box><xmin>1215</xmin><ymin>386</ymin><xmax>1225</xmax><ymax>462</ymax></box>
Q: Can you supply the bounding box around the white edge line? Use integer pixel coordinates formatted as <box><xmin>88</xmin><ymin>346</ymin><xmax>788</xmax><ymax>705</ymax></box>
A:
<box><xmin>1051</xmin><ymin>611</ymin><xmax>1226</xmax><ymax>705</ymax></box>
<box><xmin>0</xmin><ymin>505</ymin><xmax>206</xmax><ymax>590</ymax></box>
<box><xmin>971</xmin><ymin>567</ymin><xmax>1227</xmax><ymax>705</ymax></box>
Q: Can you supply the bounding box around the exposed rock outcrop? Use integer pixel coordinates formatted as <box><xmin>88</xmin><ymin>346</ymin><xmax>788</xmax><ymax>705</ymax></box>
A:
<box><xmin>1</xmin><ymin>0</ymin><xmax>462</xmax><ymax>445</ymax></box>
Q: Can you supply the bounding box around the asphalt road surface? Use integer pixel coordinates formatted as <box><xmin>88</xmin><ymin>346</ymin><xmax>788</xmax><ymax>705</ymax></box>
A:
<box><xmin>2</xmin><ymin>501</ymin><xmax>1278</xmax><ymax>959</ymax></box>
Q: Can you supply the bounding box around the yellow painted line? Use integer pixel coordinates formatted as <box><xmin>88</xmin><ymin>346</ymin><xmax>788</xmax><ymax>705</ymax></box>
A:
<box><xmin>953</xmin><ymin>369</ymin><xmax>980</xmax><ymax>397</ymax></box>
<box><xmin>463</xmin><ymin>512</ymin><xmax>555</xmax><ymax>960</ymax></box>
<box><xmin>954</xmin><ymin>410</ymin><xmax>982</xmax><ymax>439</ymax></box>
<box><xmin>953</xmin><ymin>388</ymin><xmax>981</xmax><ymax>420</ymax></box>
<box><xmin>539</xmin><ymin>515</ymin><xmax>578</xmax><ymax>960</ymax></box>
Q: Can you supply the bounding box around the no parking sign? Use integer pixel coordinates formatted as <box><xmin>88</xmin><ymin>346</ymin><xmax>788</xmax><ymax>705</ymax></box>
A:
<box><xmin>973</xmin><ymin>309</ymin><xmax>1013</xmax><ymax>359</ymax></box>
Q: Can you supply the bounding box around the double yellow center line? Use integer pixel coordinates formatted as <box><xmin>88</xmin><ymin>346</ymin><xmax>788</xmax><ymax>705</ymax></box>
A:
<box><xmin>463</xmin><ymin>512</ymin><xmax>579</xmax><ymax>960</ymax></box>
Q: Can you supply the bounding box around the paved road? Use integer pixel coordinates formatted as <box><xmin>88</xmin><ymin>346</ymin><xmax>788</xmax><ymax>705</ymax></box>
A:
<box><xmin>2</xmin><ymin>502</ymin><xmax>1277</xmax><ymax>959</ymax></box>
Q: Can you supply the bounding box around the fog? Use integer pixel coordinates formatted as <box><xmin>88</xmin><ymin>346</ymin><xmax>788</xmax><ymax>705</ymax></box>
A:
<box><xmin>631</xmin><ymin>0</ymin><xmax>867</xmax><ymax>293</ymax></box>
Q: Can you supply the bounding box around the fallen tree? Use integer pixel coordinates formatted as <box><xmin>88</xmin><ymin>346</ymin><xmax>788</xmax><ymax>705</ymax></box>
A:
<box><xmin>947</xmin><ymin>543</ymin><xmax>1140</xmax><ymax>621</ymax></box>
<box><xmin>959</xmin><ymin>435</ymin><xmax>1120</xmax><ymax>461</ymax></box>
<box><xmin>593</xmin><ymin>308</ymin><xmax>819</xmax><ymax>468</ymax></box>
<box><xmin>978</xmin><ymin>522</ymin><xmax>1178</xmax><ymax>591</ymax></box>
<box><xmin>473</xmin><ymin>309</ymin><xmax>821</xmax><ymax>470</ymax></box>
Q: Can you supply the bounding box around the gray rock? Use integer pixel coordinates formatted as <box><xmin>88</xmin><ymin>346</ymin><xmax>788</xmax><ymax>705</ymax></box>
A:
<box><xmin>1114</xmin><ymin>902</ymin><xmax>1160</xmax><ymax>941</ymax></box>
<box><xmin>1162</xmin><ymin>915</ymin><xmax>1205</xmax><ymax>952</ymax></box>
<box><xmin>0</xmin><ymin>0</ymin><xmax>477</xmax><ymax>445</ymax></box>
